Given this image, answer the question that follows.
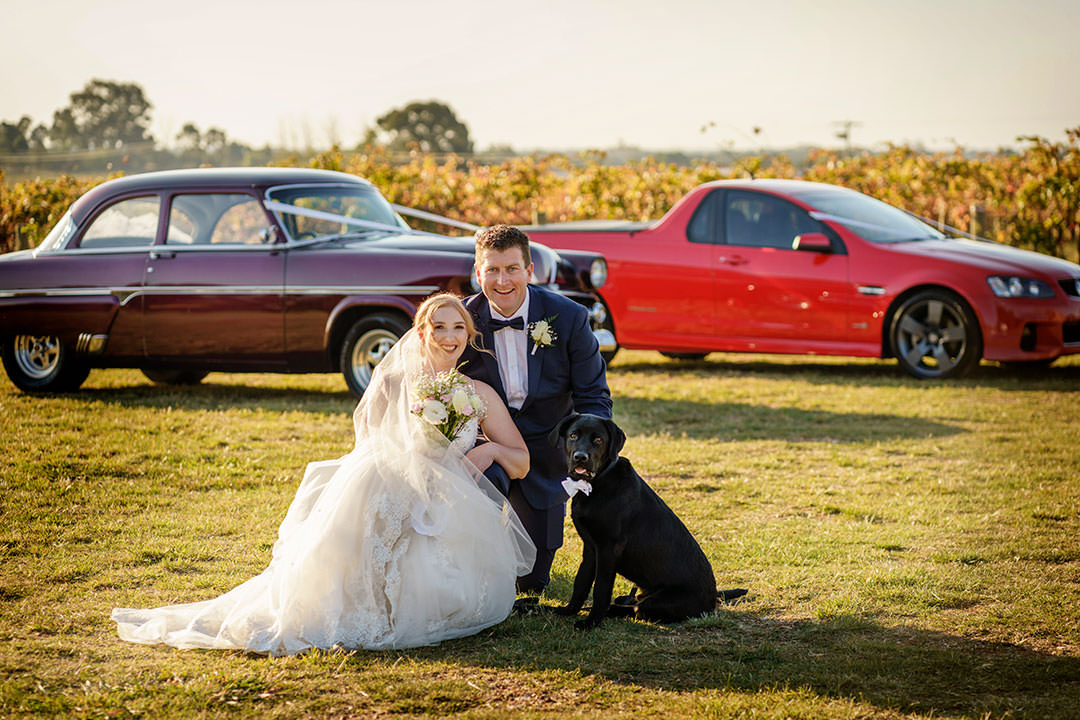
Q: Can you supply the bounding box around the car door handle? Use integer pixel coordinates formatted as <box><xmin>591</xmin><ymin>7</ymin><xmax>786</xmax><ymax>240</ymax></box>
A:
<box><xmin>718</xmin><ymin>254</ymin><xmax>748</xmax><ymax>266</ymax></box>
<box><xmin>149</xmin><ymin>251</ymin><xmax>176</xmax><ymax>260</ymax></box>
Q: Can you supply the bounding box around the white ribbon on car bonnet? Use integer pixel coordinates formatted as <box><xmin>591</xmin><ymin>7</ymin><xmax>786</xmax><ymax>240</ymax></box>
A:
<box><xmin>263</xmin><ymin>200</ymin><xmax>449</xmax><ymax>239</ymax></box>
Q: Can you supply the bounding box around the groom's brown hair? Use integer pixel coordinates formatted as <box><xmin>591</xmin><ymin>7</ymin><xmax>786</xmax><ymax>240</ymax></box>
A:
<box><xmin>475</xmin><ymin>224</ymin><xmax>531</xmax><ymax>266</ymax></box>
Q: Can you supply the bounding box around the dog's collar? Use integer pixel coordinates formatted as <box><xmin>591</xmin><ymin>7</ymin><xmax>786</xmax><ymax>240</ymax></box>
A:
<box><xmin>596</xmin><ymin>457</ymin><xmax>621</xmax><ymax>478</ymax></box>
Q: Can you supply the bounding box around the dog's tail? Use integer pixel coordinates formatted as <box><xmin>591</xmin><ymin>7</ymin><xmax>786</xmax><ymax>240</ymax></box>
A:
<box><xmin>717</xmin><ymin>588</ymin><xmax>748</xmax><ymax>604</ymax></box>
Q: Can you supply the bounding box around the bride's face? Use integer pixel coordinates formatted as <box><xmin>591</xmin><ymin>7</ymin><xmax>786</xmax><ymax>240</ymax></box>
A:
<box><xmin>423</xmin><ymin>305</ymin><xmax>469</xmax><ymax>367</ymax></box>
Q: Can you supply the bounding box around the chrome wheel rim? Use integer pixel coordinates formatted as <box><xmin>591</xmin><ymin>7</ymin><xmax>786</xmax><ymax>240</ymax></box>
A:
<box><xmin>348</xmin><ymin>329</ymin><xmax>399</xmax><ymax>389</ymax></box>
<box><xmin>14</xmin><ymin>334</ymin><xmax>61</xmax><ymax>379</ymax></box>
<box><xmin>895</xmin><ymin>299</ymin><xmax>968</xmax><ymax>378</ymax></box>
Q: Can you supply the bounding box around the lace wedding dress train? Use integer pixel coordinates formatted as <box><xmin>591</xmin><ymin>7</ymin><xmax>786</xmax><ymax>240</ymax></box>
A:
<box><xmin>111</xmin><ymin>332</ymin><xmax>535</xmax><ymax>655</ymax></box>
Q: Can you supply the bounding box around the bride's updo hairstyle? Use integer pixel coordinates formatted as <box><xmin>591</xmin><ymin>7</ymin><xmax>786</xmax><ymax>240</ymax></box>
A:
<box><xmin>413</xmin><ymin>293</ymin><xmax>483</xmax><ymax>354</ymax></box>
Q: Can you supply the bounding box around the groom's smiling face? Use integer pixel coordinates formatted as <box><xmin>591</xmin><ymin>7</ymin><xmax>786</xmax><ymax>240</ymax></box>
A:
<box><xmin>477</xmin><ymin>247</ymin><xmax>533</xmax><ymax>318</ymax></box>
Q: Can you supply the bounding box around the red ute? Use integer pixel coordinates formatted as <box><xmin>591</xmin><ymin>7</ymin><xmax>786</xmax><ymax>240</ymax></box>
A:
<box><xmin>527</xmin><ymin>179</ymin><xmax>1080</xmax><ymax>378</ymax></box>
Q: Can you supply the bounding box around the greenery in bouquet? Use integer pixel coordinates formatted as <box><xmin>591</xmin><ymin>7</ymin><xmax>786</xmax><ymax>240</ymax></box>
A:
<box><xmin>409</xmin><ymin>367</ymin><xmax>485</xmax><ymax>442</ymax></box>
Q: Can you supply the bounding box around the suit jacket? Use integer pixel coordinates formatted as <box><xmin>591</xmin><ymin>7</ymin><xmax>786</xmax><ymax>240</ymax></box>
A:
<box><xmin>462</xmin><ymin>285</ymin><xmax>612</xmax><ymax>509</ymax></box>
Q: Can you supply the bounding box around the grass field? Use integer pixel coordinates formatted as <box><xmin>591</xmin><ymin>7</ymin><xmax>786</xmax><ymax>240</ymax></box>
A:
<box><xmin>2</xmin><ymin>351</ymin><xmax>1080</xmax><ymax>719</ymax></box>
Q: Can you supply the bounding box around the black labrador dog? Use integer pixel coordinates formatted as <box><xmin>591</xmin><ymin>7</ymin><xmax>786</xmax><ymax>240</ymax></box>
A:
<box><xmin>550</xmin><ymin>412</ymin><xmax>746</xmax><ymax>630</ymax></box>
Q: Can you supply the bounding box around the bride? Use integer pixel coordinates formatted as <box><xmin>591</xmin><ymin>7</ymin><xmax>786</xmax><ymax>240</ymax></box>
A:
<box><xmin>112</xmin><ymin>294</ymin><xmax>536</xmax><ymax>655</ymax></box>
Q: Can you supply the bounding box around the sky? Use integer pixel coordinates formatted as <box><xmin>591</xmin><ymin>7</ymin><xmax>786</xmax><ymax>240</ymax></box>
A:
<box><xmin>2</xmin><ymin>0</ymin><xmax>1078</xmax><ymax>153</ymax></box>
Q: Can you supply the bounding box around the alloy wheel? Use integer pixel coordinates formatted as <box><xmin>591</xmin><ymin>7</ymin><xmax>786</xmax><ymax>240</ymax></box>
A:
<box><xmin>349</xmin><ymin>328</ymin><xmax>399</xmax><ymax>389</ymax></box>
<box><xmin>14</xmin><ymin>335</ymin><xmax>61</xmax><ymax>379</ymax></box>
<box><xmin>892</xmin><ymin>293</ymin><xmax>978</xmax><ymax>379</ymax></box>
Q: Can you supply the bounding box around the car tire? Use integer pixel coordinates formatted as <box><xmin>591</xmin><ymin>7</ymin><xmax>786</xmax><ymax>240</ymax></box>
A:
<box><xmin>340</xmin><ymin>314</ymin><xmax>411</xmax><ymax>399</ymax></box>
<box><xmin>1</xmin><ymin>334</ymin><xmax>90</xmax><ymax>393</ymax></box>
<box><xmin>890</xmin><ymin>289</ymin><xmax>982</xmax><ymax>379</ymax></box>
<box><xmin>141</xmin><ymin>368</ymin><xmax>209</xmax><ymax>386</ymax></box>
<box><xmin>660</xmin><ymin>352</ymin><xmax>709</xmax><ymax>361</ymax></box>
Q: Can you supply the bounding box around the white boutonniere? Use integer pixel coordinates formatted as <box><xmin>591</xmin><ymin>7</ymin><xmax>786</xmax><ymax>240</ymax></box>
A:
<box><xmin>528</xmin><ymin>315</ymin><xmax>558</xmax><ymax>355</ymax></box>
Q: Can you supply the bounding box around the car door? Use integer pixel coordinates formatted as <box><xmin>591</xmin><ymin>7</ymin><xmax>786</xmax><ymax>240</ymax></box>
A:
<box><xmin>609</xmin><ymin>226</ymin><xmax>717</xmax><ymax>348</ymax></box>
<box><xmin>18</xmin><ymin>194</ymin><xmax>161</xmax><ymax>362</ymax></box>
<box><xmin>141</xmin><ymin>192</ymin><xmax>286</xmax><ymax>367</ymax></box>
<box><xmin>713</xmin><ymin>189</ymin><xmax>850</xmax><ymax>345</ymax></box>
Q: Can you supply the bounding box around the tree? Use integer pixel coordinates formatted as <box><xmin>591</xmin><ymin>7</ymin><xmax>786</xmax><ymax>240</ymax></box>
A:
<box><xmin>175</xmin><ymin>122</ymin><xmax>202</xmax><ymax>153</ymax></box>
<box><xmin>0</xmin><ymin>116</ymin><xmax>32</xmax><ymax>153</ymax></box>
<box><xmin>373</xmin><ymin>100</ymin><xmax>473</xmax><ymax>153</ymax></box>
<box><xmin>48</xmin><ymin>79</ymin><xmax>154</xmax><ymax>151</ymax></box>
<box><xmin>174</xmin><ymin>122</ymin><xmax>251</xmax><ymax>165</ymax></box>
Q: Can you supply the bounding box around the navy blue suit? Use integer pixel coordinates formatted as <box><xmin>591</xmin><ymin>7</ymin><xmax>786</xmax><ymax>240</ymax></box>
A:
<box><xmin>462</xmin><ymin>285</ymin><xmax>612</xmax><ymax>591</ymax></box>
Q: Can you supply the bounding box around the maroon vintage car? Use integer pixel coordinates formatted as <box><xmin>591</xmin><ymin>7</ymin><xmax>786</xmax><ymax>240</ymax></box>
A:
<box><xmin>0</xmin><ymin>167</ymin><xmax>611</xmax><ymax>397</ymax></box>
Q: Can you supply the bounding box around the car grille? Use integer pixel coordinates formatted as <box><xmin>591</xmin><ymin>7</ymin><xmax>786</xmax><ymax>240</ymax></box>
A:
<box><xmin>1060</xmin><ymin>278</ymin><xmax>1080</xmax><ymax>297</ymax></box>
<box><xmin>1064</xmin><ymin>322</ymin><xmax>1080</xmax><ymax>345</ymax></box>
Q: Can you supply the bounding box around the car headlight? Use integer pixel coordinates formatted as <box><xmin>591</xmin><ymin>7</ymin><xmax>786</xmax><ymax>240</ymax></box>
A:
<box><xmin>987</xmin><ymin>276</ymin><xmax>1055</xmax><ymax>298</ymax></box>
<box><xmin>589</xmin><ymin>258</ymin><xmax>608</xmax><ymax>289</ymax></box>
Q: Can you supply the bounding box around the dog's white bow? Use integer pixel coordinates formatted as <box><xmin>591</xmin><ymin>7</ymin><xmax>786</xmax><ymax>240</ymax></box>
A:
<box><xmin>562</xmin><ymin>477</ymin><xmax>593</xmax><ymax>498</ymax></box>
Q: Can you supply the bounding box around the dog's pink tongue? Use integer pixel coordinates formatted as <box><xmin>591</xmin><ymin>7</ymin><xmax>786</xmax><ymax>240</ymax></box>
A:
<box><xmin>574</xmin><ymin>466</ymin><xmax>587</xmax><ymax>475</ymax></box>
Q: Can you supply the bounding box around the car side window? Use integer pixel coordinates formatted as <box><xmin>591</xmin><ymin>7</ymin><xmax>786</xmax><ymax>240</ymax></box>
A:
<box><xmin>687</xmin><ymin>190</ymin><xmax>720</xmax><ymax>244</ymax></box>
<box><xmin>725</xmin><ymin>191</ymin><xmax>823</xmax><ymax>249</ymax></box>
<box><xmin>79</xmin><ymin>196</ymin><xmax>160</xmax><ymax>249</ymax></box>
<box><xmin>167</xmin><ymin>194</ymin><xmax>271</xmax><ymax>246</ymax></box>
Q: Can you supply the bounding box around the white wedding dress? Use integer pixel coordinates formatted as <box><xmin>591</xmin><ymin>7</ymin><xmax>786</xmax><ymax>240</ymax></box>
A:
<box><xmin>112</xmin><ymin>331</ymin><xmax>535</xmax><ymax>655</ymax></box>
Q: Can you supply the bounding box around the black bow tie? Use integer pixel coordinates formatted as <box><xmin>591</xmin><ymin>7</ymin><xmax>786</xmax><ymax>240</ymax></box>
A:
<box><xmin>489</xmin><ymin>316</ymin><xmax>525</xmax><ymax>331</ymax></box>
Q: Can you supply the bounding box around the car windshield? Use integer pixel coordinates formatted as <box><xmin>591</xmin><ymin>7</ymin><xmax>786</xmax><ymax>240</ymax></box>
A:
<box><xmin>34</xmin><ymin>211</ymin><xmax>75</xmax><ymax>253</ymax></box>
<box><xmin>266</xmin><ymin>185</ymin><xmax>409</xmax><ymax>242</ymax></box>
<box><xmin>789</xmin><ymin>187</ymin><xmax>944</xmax><ymax>243</ymax></box>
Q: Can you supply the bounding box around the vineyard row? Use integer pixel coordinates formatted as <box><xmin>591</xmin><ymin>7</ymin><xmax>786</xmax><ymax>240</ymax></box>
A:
<box><xmin>2</xmin><ymin>130</ymin><xmax>1078</xmax><ymax>261</ymax></box>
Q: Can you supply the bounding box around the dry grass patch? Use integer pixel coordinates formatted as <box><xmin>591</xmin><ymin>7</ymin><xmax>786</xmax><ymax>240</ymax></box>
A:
<box><xmin>3</xmin><ymin>352</ymin><xmax>1080</xmax><ymax>718</ymax></box>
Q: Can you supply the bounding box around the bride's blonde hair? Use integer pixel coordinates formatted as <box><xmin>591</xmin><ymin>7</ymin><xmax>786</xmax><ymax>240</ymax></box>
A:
<box><xmin>413</xmin><ymin>293</ymin><xmax>484</xmax><ymax>354</ymax></box>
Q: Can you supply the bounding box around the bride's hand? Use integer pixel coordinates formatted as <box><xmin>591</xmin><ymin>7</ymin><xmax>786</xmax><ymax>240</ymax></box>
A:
<box><xmin>472</xmin><ymin>383</ymin><xmax>530</xmax><ymax>479</ymax></box>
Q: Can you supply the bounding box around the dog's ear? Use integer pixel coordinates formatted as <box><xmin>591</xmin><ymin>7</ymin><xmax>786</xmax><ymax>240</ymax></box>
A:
<box><xmin>548</xmin><ymin>412</ymin><xmax>580</xmax><ymax>447</ymax></box>
<box><xmin>603</xmin><ymin>418</ymin><xmax>626</xmax><ymax>461</ymax></box>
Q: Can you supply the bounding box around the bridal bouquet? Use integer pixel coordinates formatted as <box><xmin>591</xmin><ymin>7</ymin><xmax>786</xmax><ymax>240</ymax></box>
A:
<box><xmin>410</xmin><ymin>367</ymin><xmax>485</xmax><ymax>442</ymax></box>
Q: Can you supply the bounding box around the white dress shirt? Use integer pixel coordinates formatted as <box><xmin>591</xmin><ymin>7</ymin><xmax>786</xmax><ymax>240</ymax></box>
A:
<box><xmin>490</xmin><ymin>293</ymin><xmax>529</xmax><ymax>410</ymax></box>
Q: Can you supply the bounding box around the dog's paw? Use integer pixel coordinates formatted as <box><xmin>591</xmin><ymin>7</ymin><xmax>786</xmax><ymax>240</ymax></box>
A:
<box><xmin>553</xmin><ymin>605</ymin><xmax>580</xmax><ymax>616</ymax></box>
<box><xmin>718</xmin><ymin>588</ymin><xmax>749</xmax><ymax>604</ymax></box>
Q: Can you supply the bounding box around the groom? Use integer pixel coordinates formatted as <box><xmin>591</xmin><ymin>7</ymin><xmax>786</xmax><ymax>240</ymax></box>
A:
<box><xmin>461</xmin><ymin>225</ymin><xmax>612</xmax><ymax>593</ymax></box>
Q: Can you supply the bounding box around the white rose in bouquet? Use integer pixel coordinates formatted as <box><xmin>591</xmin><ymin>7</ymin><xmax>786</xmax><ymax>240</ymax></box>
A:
<box><xmin>421</xmin><ymin>399</ymin><xmax>448</xmax><ymax>425</ymax></box>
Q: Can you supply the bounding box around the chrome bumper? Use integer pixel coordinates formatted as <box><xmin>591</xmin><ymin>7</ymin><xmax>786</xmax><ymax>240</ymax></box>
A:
<box><xmin>593</xmin><ymin>328</ymin><xmax>617</xmax><ymax>353</ymax></box>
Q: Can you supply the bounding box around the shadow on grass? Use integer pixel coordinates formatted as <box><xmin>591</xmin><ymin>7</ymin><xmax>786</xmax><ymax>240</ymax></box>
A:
<box><xmin>73</xmin><ymin>379</ymin><xmax>355</xmax><ymax>415</ymax></box>
<box><xmin>614</xmin><ymin>396</ymin><xmax>961</xmax><ymax>442</ymax></box>
<box><xmin>611</xmin><ymin>354</ymin><xmax>1080</xmax><ymax>391</ymax></box>
<box><xmin>410</xmin><ymin>605</ymin><xmax>1080</xmax><ymax>718</ymax></box>
<box><xmin>65</xmin><ymin>377</ymin><xmax>960</xmax><ymax>443</ymax></box>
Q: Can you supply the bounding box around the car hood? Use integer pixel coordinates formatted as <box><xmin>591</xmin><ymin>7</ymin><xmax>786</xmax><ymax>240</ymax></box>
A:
<box><xmin>886</xmin><ymin>238</ymin><xmax>1080</xmax><ymax>278</ymax></box>
<box><xmin>334</xmin><ymin>232</ymin><xmax>474</xmax><ymax>254</ymax></box>
<box><xmin>331</xmin><ymin>232</ymin><xmax>567</xmax><ymax>286</ymax></box>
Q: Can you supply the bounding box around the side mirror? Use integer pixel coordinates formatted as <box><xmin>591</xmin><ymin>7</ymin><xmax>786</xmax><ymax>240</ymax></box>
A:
<box><xmin>259</xmin><ymin>226</ymin><xmax>281</xmax><ymax>244</ymax></box>
<box><xmin>792</xmin><ymin>232</ymin><xmax>832</xmax><ymax>252</ymax></box>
